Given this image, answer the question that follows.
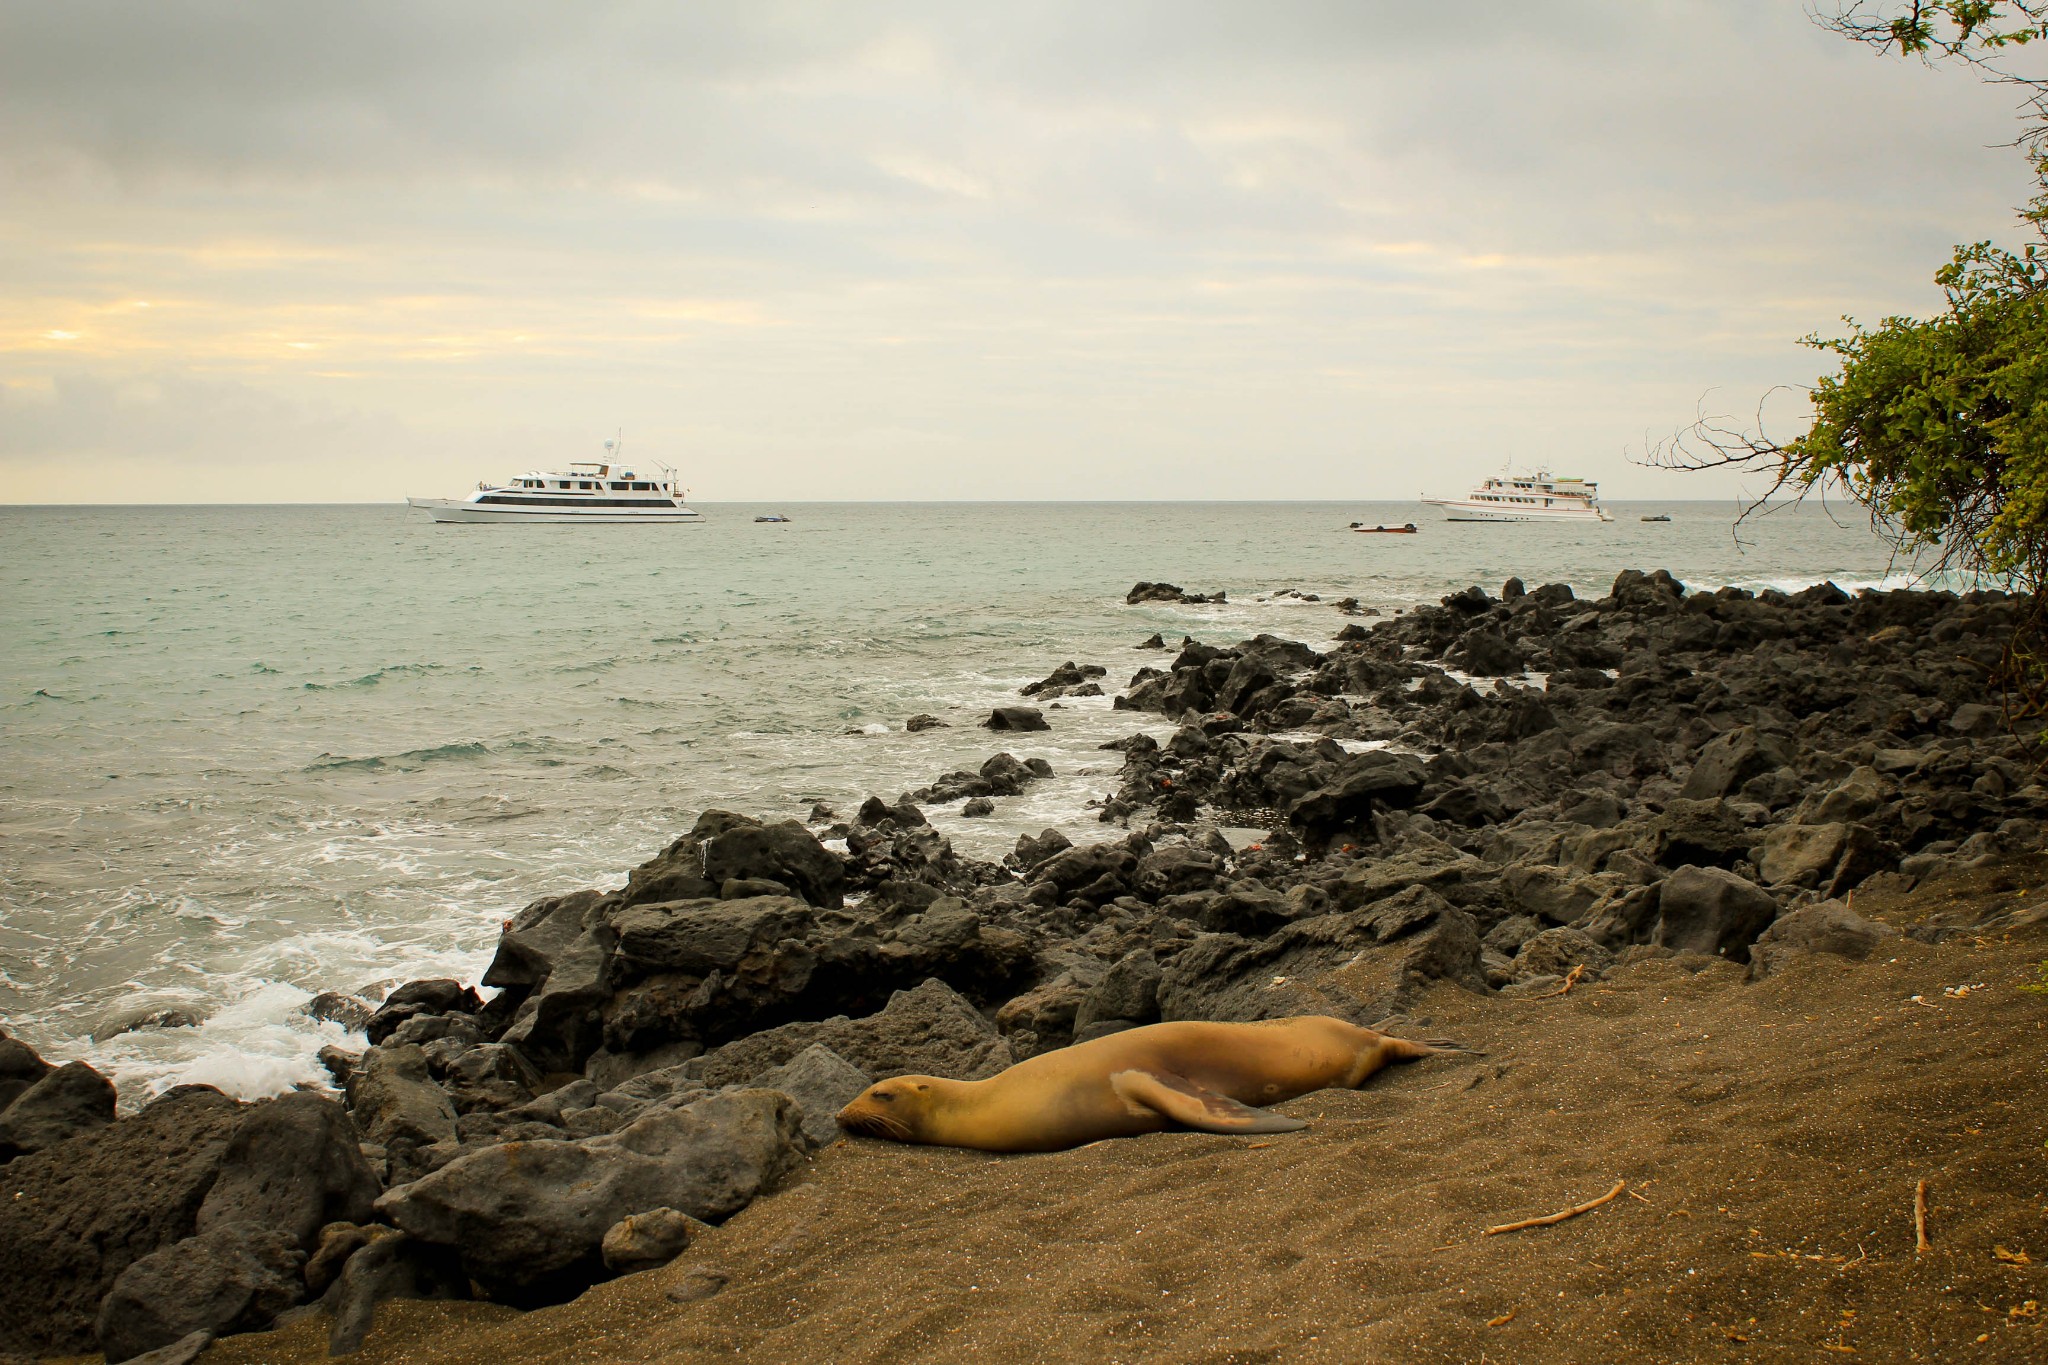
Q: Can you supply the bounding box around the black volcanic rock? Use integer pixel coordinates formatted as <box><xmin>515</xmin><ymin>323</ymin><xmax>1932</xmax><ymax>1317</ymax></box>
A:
<box><xmin>0</xmin><ymin>1086</ymin><xmax>243</xmax><ymax>1358</ymax></box>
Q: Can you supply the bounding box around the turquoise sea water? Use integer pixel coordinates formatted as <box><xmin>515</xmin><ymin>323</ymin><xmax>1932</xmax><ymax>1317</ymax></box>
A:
<box><xmin>0</xmin><ymin>500</ymin><xmax>1915</xmax><ymax>1101</ymax></box>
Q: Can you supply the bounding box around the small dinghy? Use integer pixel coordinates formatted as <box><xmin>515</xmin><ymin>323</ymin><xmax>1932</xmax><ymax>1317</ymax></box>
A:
<box><xmin>1349</xmin><ymin>522</ymin><xmax>1419</xmax><ymax>534</ymax></box>
<box><xmin>754</xmin><ymin>514</ymin><xmax>793</xmax><ymax>523</ymax></box>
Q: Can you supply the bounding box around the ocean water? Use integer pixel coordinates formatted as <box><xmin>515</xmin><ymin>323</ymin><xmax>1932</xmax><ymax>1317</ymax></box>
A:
<box><xmin>0</xmin><ymin>500</ymin><xmax>1917</xmax><ymax>1104</ymax></box>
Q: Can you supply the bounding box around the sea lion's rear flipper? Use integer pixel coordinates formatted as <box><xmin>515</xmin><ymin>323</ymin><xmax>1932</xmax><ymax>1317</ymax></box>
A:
<box><xmin>1110</xmin><ymin>1069</ymin><xmax>1309</xmax><ymax>1135</ymax></box>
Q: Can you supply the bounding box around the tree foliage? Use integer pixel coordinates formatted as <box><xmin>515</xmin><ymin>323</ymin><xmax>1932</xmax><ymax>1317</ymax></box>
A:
<box><xmin>1653</xmin><ymin>4</ymin><xmax>2048</xmax><ymax>718</ymax></box>
<box><xmin>1790</xmin><ymin>240</ymin><xmax>2048</xmax><ymax>582</ymax></box>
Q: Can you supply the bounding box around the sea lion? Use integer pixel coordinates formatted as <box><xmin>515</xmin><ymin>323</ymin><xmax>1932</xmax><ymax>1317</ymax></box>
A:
<box><xmin>836</xmin><ymin>1015</ymin><xmax>1465</xmax><ymax>1153</ymax></box>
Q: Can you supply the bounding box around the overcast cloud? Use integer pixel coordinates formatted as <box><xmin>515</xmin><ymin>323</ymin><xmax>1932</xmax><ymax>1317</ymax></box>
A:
<box><xmin>2</xmin><ymin>1</ymin><xmax>2042</xmax><ymax>502</ymax></box>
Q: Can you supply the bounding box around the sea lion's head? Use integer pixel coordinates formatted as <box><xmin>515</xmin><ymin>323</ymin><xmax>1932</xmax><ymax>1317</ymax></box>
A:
<box><xmin>836</xmin><ymin>1075</ymin><xmax>944</xmax><ymax>1143</ymax></box>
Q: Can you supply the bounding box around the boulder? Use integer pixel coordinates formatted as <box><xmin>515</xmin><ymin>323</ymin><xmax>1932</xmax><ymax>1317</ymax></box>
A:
<box><xmin>699</xmin><ymin>819</ymin><xmax>846</xmax><ymax>909</ymax></box>
<box><xmin>1569</xmin><ymin>723</ymin><xmax>1666</xmax><ymax>778</ymax></box>
<box><xmin>91</xmin><ymin>1005</ymin><xmax>207</xmax><ymax>1043</ymax></box>
<box><xmin>1805</xmin><ymin>766</ymin><xmax>1886</xmax><ymax>824</ymax></box>
<box><xmin>1757</xmin><ymin>822</ymin><xmax>1847</xmax><ymax>889</ymax></box>
<box><xmin>1023</xmin><ymin>661</ymin><xmax>1107</xmax><ymax>697</ymax></box>
<box><xmin>1645</xmin><ymin>799</ymin><xmax>1758</xmax><ymax>871</ymax></box>
<box><xmin>363</xmin><ymin>980</ymin><xmax>481</xmax><ymax>1047</ymax></box>
<box><xmin>684</xmin><ymin>979</ymin><xmax>1014</xmax><ymax>1088</ymax></box>
<box><xmin>1287</xmin><ymin>751</ymin><xmax>1428</xmax><ymax>833</ymax></box>
<box><xmin>301</xmin><ymin>992</ymin><xmax>374</xmax><ymax>1033</ymax></box>
<box><xmin>1072</xmin><ymin>950</ymin><xmax>1163</xmax><ymax>1035</ymax></box>
<box><xmin>1034</xmin><ymin>841</ymin><xmax>1140</xmax><ymax>901</ymax></box>
<box><xmin>994</xmin><ymin>969</ymin><xmax>1094</xmax><ymax>1037</ymax></box>
<box><xmin>0</xmin><ymin>1059</ymin><xmax>116</xmax><ymax>1160</ymax></box>
<box><xmin>612</xmin><ymin>832</ymin><xmax>721</xmax><ymax>911</ymax></box>
<box><xmin>1133</xmin><ymin>845</ymin><xmax>1224</xmax><ymax>900</ymax></box>
<box><xmin>1334</xmin><ymin>839</ymin><xmax>1492</xmax><ymax>909</ymax></box>
<box><xmin>904</xmin><ymin>713</ymin><xmax>948</xmax><ymax>732</ymax></box>
<box><xmin>1157</xmin><ymin>907</ymin><xmax>1482</xmax><ymax>1025</ymax></box>
<box><xmin>1481</xmin><ymin>914</ymin><xmax>1542</xmax><ymax>957</ymax></box>
<box><xmin>1166</xmin><ymin>885</ymin><xmax>1297</xmax><ymax>938</ymax></box>
<box><xmin>94</xmin><ymin>1223</ymin><xmax>305</xmax><ymax>1365</ymax></box>
<box><xmin>195</xmin><ymin>1093</ymin><xmax>381</xmax><ymax>1249</ymax></box>
<box><xmin>119</xmin><ymin>1329</ymin><xmax>214</xmax><ymax>1365</ymax></box>
<box><xmin>1679</xmin><ymin>727</ymin><xmax>1790</xmax><ymax>802</ymax></box>
<box><xmin>1013</xmin><ymin>828</ymin><xmax>1074</xmax><ymax>872</ymax></box>
<box><xmin>1501</xmin><ymin>864</ymin><xmax>1614</xmax><ymax>925</ymax></box>
<box><xmin>497</xmin><ymin>928</ymin><xmax>609</xmax><ymax>1074</ymax></box>
<box><xmin>342</xmin><ymin>1045</ymin><xmax>456</xmax><ymax>1184</ymax></box>
<box><xmin>602</xmin><ymin>1207</ymin><xmax>710</xmax><ymax>1276</ymax></box>
<box><xmin>323</xmin><ymin>1229</ymin><xmax>466</xmax><ymax>1356</ymax></box>
<box><xmin>596</xmin><ymin>895</ymin><xmax>1032</xmax><ymax>1060</ymax></box>
<box><xmin>481</xmin><ymin>891</ymin><xmax>601</xmax><ymax>992</ymax></box>
<box><xmin>1127</xmin><ymin>582</ymin><xmax>1195</xmax><ymax>604</ymax></box>
<box><xmin>303</xmin><ymin>1222</ymin><xmax>382</xmax><ymax>1299</ymax></box>
<box><xmin>0</xmin><ymin>1028</ymin><xmax>54</xmax><ymax>1115</ymax></box>
<box><xmin>0</xmin><ymin>1086</ymin><xmax>243</xmax><ymax>1357</ymax></box>
<box><xmin>747</xmin><ymin>1044</ymin><xmax>872</xmax><ymax>1149</ymax></box>
<box><xmin>1653</xmin><ymin>865</ymin><xmax>1780</xmax><ymax>961</ymax></box>
<box><xmin>376</xmin><ymin>1089</ymin><xmax>804</xmax><ymax>1302</ymax></box>
<box><xmin>1510</xmin><ymin>927</ymin><xmax>1613</xmax><ymax>982</ymax></box>
<box><xmin>1357</xmin><ymin>885</ymin><xmax>1460</xmax><ymax>943</ymax></box>
<box><xmin>1450</xmin><ymin>626</ymin><xmax>1523</xmax><ymax>676</ymax></box>
<box><xmin>442</xmin><ymin>1043</ymin><xmax>544</xmax><ymax>1115</ymax></box>
<box><xmin>1748</xmin><ymin>902</ymin><xmax>1896</xmax><ymax>980</ymax></box>
<box><xmin>984</xmin><ymin>706</ymin><xmax>1051</xmax><ymax>732</ymax></box>
<box><xmin>1947</xmin><ymin>702</ymin><xmax>2001</xmax><ymax>737</ymax></box>
<box><xmin>857</xmin><ymin>795</ymin><xmax>927</xmax><ymax>827</ymax></box>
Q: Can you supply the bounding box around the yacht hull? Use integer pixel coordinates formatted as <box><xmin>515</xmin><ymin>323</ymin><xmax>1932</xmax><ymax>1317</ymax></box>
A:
<box><xmin>406</xmin><ymin>498</ymin><xmax>703</xmax><ymax>525</ymax></box>
<box><xmin>1425</xmin><ymin>499</ymin><xmax>1610</xmax><ymax>524</ymax></box>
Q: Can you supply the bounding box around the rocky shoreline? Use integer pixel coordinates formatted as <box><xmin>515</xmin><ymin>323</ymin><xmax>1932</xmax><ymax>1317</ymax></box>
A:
<box><xmin>0</xmin><ymin>568</ymin><xmax>2037</xmax><ymax>1363</ymax></box>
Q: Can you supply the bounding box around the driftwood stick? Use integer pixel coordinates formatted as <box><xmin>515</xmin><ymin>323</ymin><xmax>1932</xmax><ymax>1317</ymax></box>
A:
<box><xmin>1484</xmin><ymin>1180</ymin><xmax>1628</xmax><ymax>1236</ymax></box>
<box><xmin>1915</xmin><ymin>1179</ymin><xmax>1931</xmax><ymax>1254</ymax></box>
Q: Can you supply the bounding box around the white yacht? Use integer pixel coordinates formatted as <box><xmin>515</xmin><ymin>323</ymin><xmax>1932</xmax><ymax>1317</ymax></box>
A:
<box><xmin>1423</xmin><ymin>469</ymin><xmax>1612</xmax><ymax>523</ymax></box>
<box><xmin>407</xmin><ymin>440</ymin><xmax>702</xmax><ymax>524</ymax></box>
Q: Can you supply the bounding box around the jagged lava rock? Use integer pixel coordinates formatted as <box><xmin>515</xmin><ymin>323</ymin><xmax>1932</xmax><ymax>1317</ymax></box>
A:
<box><xmin>1653</xmin><ymin>865</ymin><xmax>1781</xmax><ymax>961</ymax></box>
<box><xmin>94</xmin><ymin>1223</ymin><xmax>305</xmax><ymax>1365</ymax></box>
<box><xmin>1748</xmin><ymin>901</ymin><xmax>1896</xmax><ymax>979</ymax></box>
<box><xmin>0</xmin><ymin>1086</ymin><xmax>242</xmax><ymax>1357</ymax></box>
<box><xmin>602</xmin><ymin>1207</ymin><xmax>711</xmax><ymax>1275</ymax></box>
<box><xmin>0</xmin><ymin>1058</ymin><xmax>115</xmax><ymax>1160</ymax></box>
<box><xmin>684</xmin><ymin>978</ymin><xmax>1015</xmax><ymax>1088</ymax></box>
<box><xmin>376</xmin><ymin>1089</ymin><xmax>804</xmax><ymax>1302</ymax></box>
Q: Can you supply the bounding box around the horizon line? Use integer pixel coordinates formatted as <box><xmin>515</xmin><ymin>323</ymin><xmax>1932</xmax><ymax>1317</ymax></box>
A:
<box><xmin>0</xmin><ymin>496</ymin><xmax>1837</xmax><ymax>510</ymax></box>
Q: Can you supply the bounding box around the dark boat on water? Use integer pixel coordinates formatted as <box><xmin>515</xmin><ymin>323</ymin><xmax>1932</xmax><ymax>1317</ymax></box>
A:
<box><xmin>754</xmin><ymin>514</ymin><xmax>793</xmax><ymax>523</ymax></box>
<box><xmin>1350</xmin><ymin>522</ymin><xmax>1418</xmax><ymax>534</ymax></box>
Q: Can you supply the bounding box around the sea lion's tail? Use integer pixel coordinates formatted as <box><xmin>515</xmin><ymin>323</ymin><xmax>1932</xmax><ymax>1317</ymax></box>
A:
<box><xmin>1382</xmin><ymin>1036</ymin><xmax>1485</xmax><ymax>1062</ymax></box>
<box><xmin>1417</xmin><ymin>1038</ymin><xmax>1486</xmax><ymax>1056</ymax></box>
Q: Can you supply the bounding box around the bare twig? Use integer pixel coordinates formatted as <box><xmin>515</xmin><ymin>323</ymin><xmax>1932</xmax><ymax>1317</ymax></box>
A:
<box><xmin>1915</xmin><ymin>1179</ymin><xmax>1932</xmax><ymax>1253</ymax></box>
<box><xmin>1485</xmin><ymin>1180</ymin><xmax>1629</xmax><ymax>1236</ymax></box>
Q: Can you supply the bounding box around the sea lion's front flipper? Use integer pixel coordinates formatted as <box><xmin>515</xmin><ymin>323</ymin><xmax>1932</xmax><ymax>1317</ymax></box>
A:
<box><xmin>1110</xmin><ymin>1069</ymin><xmax>1309</xmax><ymax>1135</ymax></box>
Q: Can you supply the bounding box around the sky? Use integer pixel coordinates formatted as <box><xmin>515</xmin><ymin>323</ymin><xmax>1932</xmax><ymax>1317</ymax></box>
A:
<box><xmin>2</xmin><ymin>1</ymin><xmax>2045</xmax><ymax>504</ymax></box>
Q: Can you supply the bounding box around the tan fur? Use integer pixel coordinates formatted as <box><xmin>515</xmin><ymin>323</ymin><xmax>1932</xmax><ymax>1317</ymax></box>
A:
<box><xmin>836</xmin><ymin>1015</ymin><xmax>1447</xmax><ymax>1153</ymax></box>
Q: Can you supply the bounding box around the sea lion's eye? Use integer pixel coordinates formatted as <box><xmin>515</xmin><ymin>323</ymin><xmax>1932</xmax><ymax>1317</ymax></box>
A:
<box><xmin>874</xmin><ymin>1091</ymin><xmax>895</xmax><ymax>1103</ymax></box>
